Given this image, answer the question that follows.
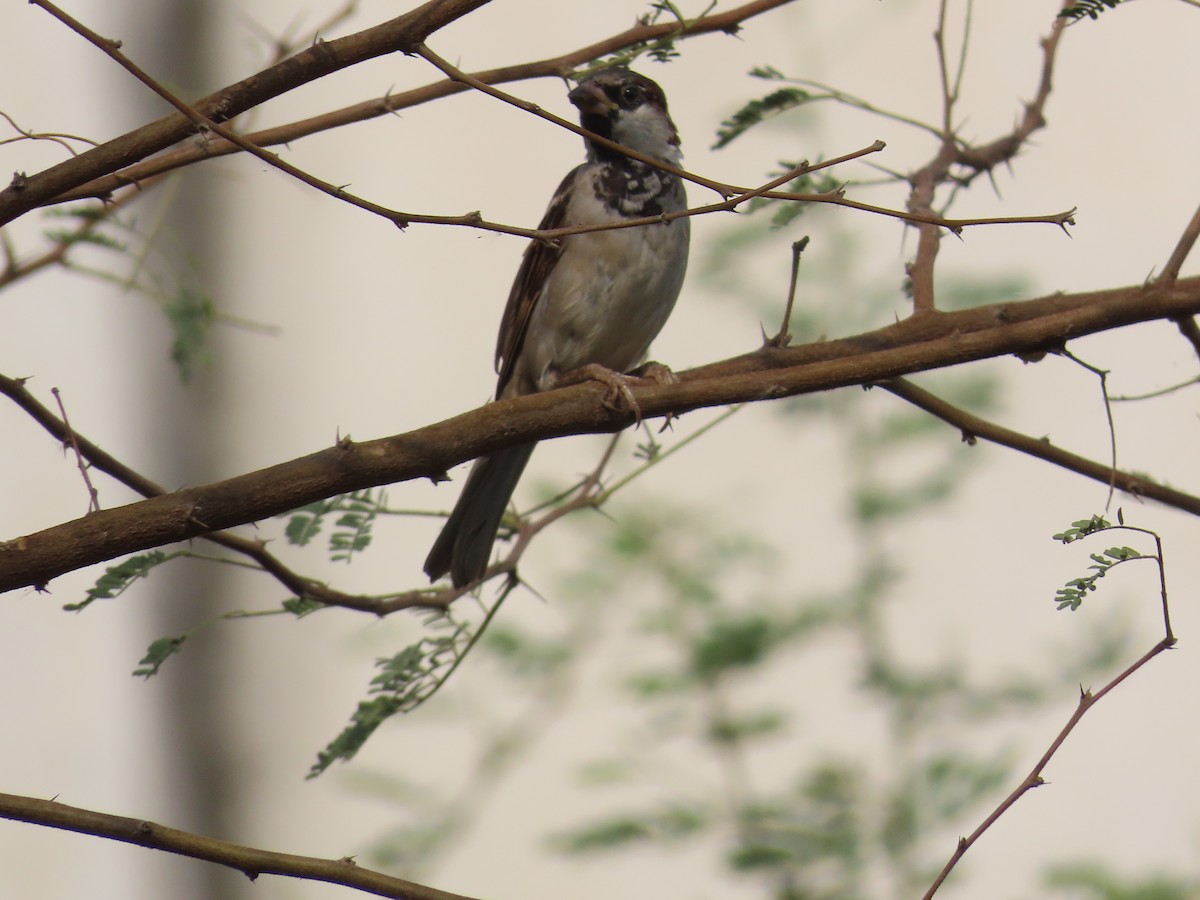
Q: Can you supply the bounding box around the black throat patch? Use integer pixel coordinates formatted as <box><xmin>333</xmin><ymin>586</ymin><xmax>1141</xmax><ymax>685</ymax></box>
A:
<box><xmin>593</xmin><ymin>160</ymin><xmax>680</xmax><ymax>219</ymax></box>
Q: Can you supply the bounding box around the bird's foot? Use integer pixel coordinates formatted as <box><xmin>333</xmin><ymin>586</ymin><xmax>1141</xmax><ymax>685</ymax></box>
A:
<box><xmin>557</xmin><ymin>363</ymin><xmax>645</xmax><ymax>421</ymax></box>
<box><xmin>557</xmin><ymin>361</ymin><xmax>678</xmax><ymax>425</ymax></box>
<box><xmin>627</xmin><ymin>360</ymin><xmax>677</xmax><ymax>386</ymax></box>
<box><xmin>627</xmin><ymin>361</ymin><xmax>678</xmax><ymax>431</ymax></box>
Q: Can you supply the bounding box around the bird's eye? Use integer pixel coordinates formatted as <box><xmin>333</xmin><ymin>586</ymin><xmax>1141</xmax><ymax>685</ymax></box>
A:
<box><xmin>620</xmin><ymin>85</ymin><xmax>643</xmax><ymax>106</ymax></box>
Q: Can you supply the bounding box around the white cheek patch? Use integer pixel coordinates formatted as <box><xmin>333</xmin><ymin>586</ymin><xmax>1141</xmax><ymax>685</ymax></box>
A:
<box><xmin>612</xmin><ymin>104</ymin><xmax>680</xmax><ymax>162</ymax></box>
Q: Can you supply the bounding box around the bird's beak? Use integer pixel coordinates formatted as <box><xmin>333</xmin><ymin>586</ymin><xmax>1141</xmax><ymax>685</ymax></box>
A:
<box><xmin>568</xmin><ymin>81</ymin><xmax>617</xmax><ymax>117</ymax></box>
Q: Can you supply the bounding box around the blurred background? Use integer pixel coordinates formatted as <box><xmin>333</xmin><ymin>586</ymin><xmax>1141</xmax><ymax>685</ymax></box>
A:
<box><xmin>2</xmin><ymin>1</ymin><xmax>1199</xmax><ymax>898</ymax></box>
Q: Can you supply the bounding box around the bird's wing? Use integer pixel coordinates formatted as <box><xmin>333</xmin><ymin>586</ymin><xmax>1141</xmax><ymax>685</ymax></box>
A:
<box><xmin>493</xmin><ymin>165</ymin><xmax>583</xmax><ymax>398</ymax></box>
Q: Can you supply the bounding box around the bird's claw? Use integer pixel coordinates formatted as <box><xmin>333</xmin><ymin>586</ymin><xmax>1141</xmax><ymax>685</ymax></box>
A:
<box><xmin>556</xmin><ymin>363</ymin><xmax>648</xmax><ymax>422</ymax></box>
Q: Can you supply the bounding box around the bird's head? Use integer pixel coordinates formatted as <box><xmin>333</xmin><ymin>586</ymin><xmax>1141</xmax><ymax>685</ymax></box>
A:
<box><xmin>569</xmin><ymin>67</ymin><xmax>681</xmax><ymax>165</ymax></box>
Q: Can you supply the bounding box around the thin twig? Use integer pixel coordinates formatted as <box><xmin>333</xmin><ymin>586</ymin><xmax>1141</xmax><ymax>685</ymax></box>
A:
<box><xmin>924</xmin><ymin>517</ymin><xmax>1176</xmax><ymax>897</ymax></box>
<box><xmin>389</xmin><ymin>405</ymin><xmax>747</xmax><ymax>610</ymax></box>
<box><xmin>49</xmin><ymin>387</ymin><xmax>101</xmax><ymax>513</ymax></box>
<box><xmin>1058</xmin><ymin>349</ymin><xmax>1118</xmax><ymax>510</ymax></box>
<box><xmin>922</xmin><ymin>638</ymin><xmax>1175</xmax><ymax>899</ymax></box>
<box><xmin>766</xmin><ymin>238</ymin><xmax>809</xmax><ymax>347</ymax></box>
<box><xmin>1158</xmin><ymin>199</ymin><xmax>1200</xmax><ymax>284</ymax></box>
<box><xmin>879</xmin><ymin>378</ymin><xmax>1200</xmax><ymax>516</ymax></box>
<box><xmin>25</xmin><ymin>3</ymin><xmax>939</xmax><ymax>245</ymax></box>
<box><xmin>1175</xmin><ymin>315</ymin><xmax>1200</xmax><ymax>363</ymax></box>
<box><xmin>418</xmin><ymin>46</ymin><xmax>1072</xmax><ymax>235</ymax></box>
<box><xmin>0</xmin><ymin>791</ymin><xmax>482</xmax><ymax>900</ymax></box>
<box><xmin>1111</xmin><ymin>374</ymin><xmax>1200</xmax><ymax>401</ymax></box>
<box><xmin>0</xmin><ymin>109</ymin><xmax>99</xmax><ymax>156</ymax></box>
<box><xmin>8</xmin><ymin>0</ymin><xmax>801</xmax><ymax>220</ymax></box>
<box><xmin>907</xmin><ymin>3</ymin><xmax>1071</xmax><ymax>313</ymax></box>
<box><xmin>22</xmin><ymin>1</ymin><xmax>1070</xmax><ymax>241</ymax></box>
<box><xmin>0</xmin><ymin>187</ymin><xmax>147</xmax><ymax>290</ymax></box>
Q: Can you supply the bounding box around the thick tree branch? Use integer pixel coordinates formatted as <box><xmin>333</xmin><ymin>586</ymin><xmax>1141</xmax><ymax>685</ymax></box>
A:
<box><xmin>4</xmin><ymin>275</ymin><xmax>1200</xmax><ymax>595</ymax></box>
<box><xmin>0</xmin><ymin>791</ymin><xmax>481</xmax><ymax>900</ymax></box>
<box><xmin>8</xmin><ymin>0</ymin><xmax>1068</xmax><ymax>246</ymax></box>
<box><xmin>7</xmin><ymin>0</ymin><xmax>800</xmax><ymax>215</ymax></box>
<box><xmin>0</xmin><ymin>375</ymin><xmax>411</xmax><ymax>613</ymax></box>
<box><xmin>1</xmin><ymin>0</ymin><xmax>496</xmax><ymax>225</ymax></box>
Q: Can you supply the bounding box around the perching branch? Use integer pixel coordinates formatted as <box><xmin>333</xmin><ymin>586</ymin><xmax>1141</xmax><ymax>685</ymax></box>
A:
<box><xmin>0</xmin><ymin>375</ymin><xmax>405</xmax><ymax>613</ymax></box>
<box><xmin>4</xmin><ymin>274</ymin><xmax>1200</xmax><ymax>596</ymax></box>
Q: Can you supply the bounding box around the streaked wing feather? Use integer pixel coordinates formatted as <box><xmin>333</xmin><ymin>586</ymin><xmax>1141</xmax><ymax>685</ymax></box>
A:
<box><xmin>494</xmin><ymin>166</ymin><xmax>581</xmax><ymax>398</ymax></box>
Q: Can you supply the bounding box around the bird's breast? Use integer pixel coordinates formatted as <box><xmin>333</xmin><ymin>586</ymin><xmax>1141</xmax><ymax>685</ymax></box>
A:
<box><xmin>520</xmin><ymin>172</ymin><xmax>690</xmax><ymax>390</ymax></box>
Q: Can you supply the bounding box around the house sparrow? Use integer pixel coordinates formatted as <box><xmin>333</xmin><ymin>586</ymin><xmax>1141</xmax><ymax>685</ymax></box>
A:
<box><xmin>423</xmin><ymin>66</ymin><xmax>691</xmax><ymax>587</ymax></box>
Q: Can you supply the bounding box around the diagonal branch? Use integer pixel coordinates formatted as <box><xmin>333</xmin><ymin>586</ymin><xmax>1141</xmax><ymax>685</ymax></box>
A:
<box><xmin>922</xmin><ymin>635</ymin><xmax>1176</xmax><ymax>899</ymax></box>
<box><xmin>0</xmin><ymin>374</ymin><xmax>406</xmax><ymax>613</ymax></box>
<box><xmin>47</xmin><ymin>0</ymin><xmax>800</xmax><ymax>206</ymax></box>
<box><xmin>416</xmin><ymin>48</ymin><xmax>1072</xmax><ymax>234</ymax></box>
<box><xmin>879</xmin><ymin>378</ymin><xmax>1200</xmax><ymax>515</ymax></box>
<box><xmin>1176</xmin><ymin>315</ymin><xmax>1200</xmax><ymax>362</ymax></box>
<box><xmin>5</xmin><ymin>0</ymin><xmax>801</xmax><ymax>220</ymax></box>
<box><xmin>1159</xmin><ymin>199</ymin><xmax>1200</xmax><ymax>283</ymax></box>
<box><xmin>907</xmin><ymin>4</ymin><xmax>1070</xmax><ymax>313</ymax></box>
<box><xmin>4</xmin><ymin>274</ymin><xmax>1200</xmax><ymax>595</ymax></box>
<box><xmin>13</xmin><ymin>0</ymin><xmax>1069</xmax><ymax>242</ymax></box>
<box><xmin>0</xmin><ymin>791</ymin><xmax>481</xmax><ymax>900</ymax></box>
<box><xmin>1</xmin><ymin>0</ymin><xmax>496</xmax><ymax>225</ymax></box>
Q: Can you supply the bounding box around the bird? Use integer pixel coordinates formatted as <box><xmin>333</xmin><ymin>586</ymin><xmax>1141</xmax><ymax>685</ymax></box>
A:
<box><xmin>423</xmin><ymin>66</ymin><xmax>691</xmax><ymax>588</ymax></box>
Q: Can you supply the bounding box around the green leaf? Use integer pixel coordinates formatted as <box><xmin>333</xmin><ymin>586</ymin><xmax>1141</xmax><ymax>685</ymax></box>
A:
<box><xmin>164</xmin><ymin>284</ymin><xmax>215</xmax><ymax>383</ymax></box>
<box><xmin>1052</xmin><ymin>520</ymin><xmax>1153</xmax><ymax>611</ymax></box>
<box><xmin>689</xmin><ymin>614</ymin><xmax>773</xmax><ymax>678</ymax></box>
<box><xmin>42</xmin><ymin>229</ymin><xmax>124</xmax><ymax>251</ymax></box>
<box><xmin>279</xmin><ymin>489</ymin><xmax>385</xmax><ymax>563</ymax></box>
<box><xmin>1059</xmin><ymin>0</ymin><xmax>1124</xmax><ymax>21</ymax></box>
<box><xmin>329</xmin><ymin>490</ymin><xmax>383</xmax><ymax>563</ymax></box>
<box><xmin>66</xmin><ymin>551</ymin><xmax>172</xmax><ymax>611</ymax></box>
<box><xmin>283</xmin><ymin>501</ymin><xmax>332</xmax><ymax>547</ymax></box>
<box><xmin>553</xmin><ymin>803</ymin><xmax>707</xmax><ymax>854</ymax></box>
<box><xmin>133</xmin><ymin>635</ymin><xmax>186</xmax><ymax>678</ymax></box>
<box><xmin>713</xmin><ymin>87</ymin><xmax>814</xmax><ymax>150</ymax></box>
<box><xmin>309</xmin><ymin>621</ymin><xmax>474</xmax><ymax>778</ymax></box>
<box><xmin>1044</xmin><ymin>860</ymin><xmax>1197</xmax><ymax>898</ymax></box>
<box><xmin>1052</xmin><ymin>515</ymin><xmax>1111</xmax><ymax>544</ymax></box>
<box><xmin>282</xmin><ymin>596</ymin><xmax>324</xmax><ymax>617</ymax></box>
<box><xmin>749</xmin><ymin>65</ymin><xmax>785</xmax><ymax>81</ymax></box>
<box><xmin>707</xmin><ymin>709</ymin><xmax>784</xmax><ymax>744</ymax></box>
<box><xmin>728</xmin><ymin>843</ymin><xmax>793</xmax><ymax>871</ymax></box>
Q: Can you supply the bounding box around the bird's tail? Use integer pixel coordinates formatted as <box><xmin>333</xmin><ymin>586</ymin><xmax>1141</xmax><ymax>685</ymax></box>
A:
<box><xmin>423</xmin><ymin>443</ymin><xmax>536</xmax><ymax>588</ymax></box>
